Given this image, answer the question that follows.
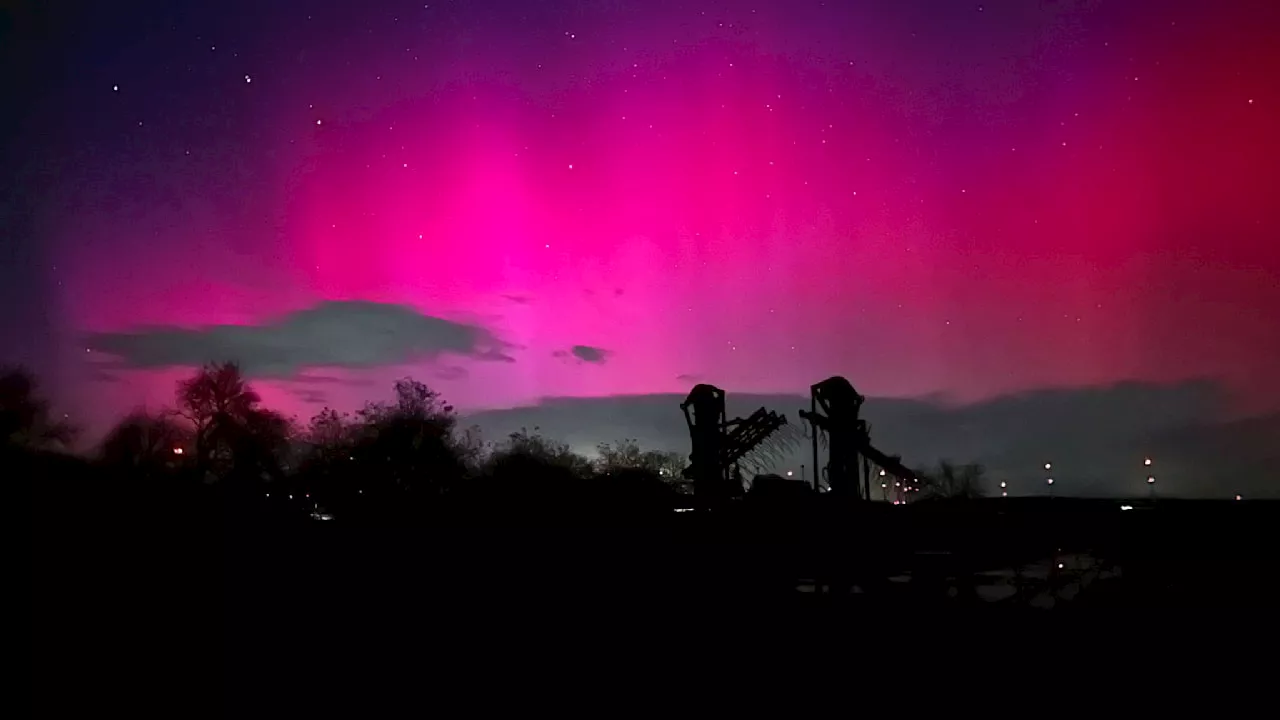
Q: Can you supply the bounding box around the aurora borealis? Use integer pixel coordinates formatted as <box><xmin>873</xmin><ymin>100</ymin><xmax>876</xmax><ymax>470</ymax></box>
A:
<box><xmin>2</xmin><ymin>0</ymin><xmax>1277</xmax><ymax>446</ymax></box>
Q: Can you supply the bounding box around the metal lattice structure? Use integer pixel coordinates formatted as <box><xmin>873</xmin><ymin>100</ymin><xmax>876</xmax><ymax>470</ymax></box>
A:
<box><xmin>798</xmin><ymin>376</ymin><xmax>916</xmax><ymax>499</ymax></box>
<box><xmin>680</xmin><ymin>384</ymin><xmax>789</xmax><ymax>508</ymax></box>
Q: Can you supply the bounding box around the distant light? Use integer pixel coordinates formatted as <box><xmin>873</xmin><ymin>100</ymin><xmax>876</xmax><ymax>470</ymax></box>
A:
<box><xmin>1144</xmin><ymin>458</ymin><xmax>1152</xmax><ymax>466</ymax></box>
<box><xmin>1047</xmin><ymin>478</ymin><xmax>1054</xmax><ymax>485</ymax></box>
<box><xmin>1057</xmin><ymin>563</ymin><xmax>1064</xmax><ymax>569</ymax></box>
<box><xmin>1044</xmin><ymin>463</ymin><xmax>1052</xmax><ymax>470</ymax></box>
<box><xmin>786</xmin><ymin>471</ymin><xmax>793</xmax><ymax>477</ymax></box>
<box><xmin>674</xmin><ymin>508</ymin><xmax>694</xmax><ymax>513</ymax></box>
<box><xmin>288</xmin><ymin>494</ymin><xmax>293</xmax><ymax>500</ymax></box>
<box><xmin>881</xmin><ymin>483</ymin><xmax>887</xmax><ymax>489</ymax></box>
<box><xmin>1235</xmin><ymin>494</ymin><xmax>1242</xmax><ymax>501</ymax></box>
<box><xmin>879</xmin><ymin>469</ymin><xmax>886</xmax><ymax>477</ymax></box>
<box><xmin>244</xmin><ymin>74</ymin><xmax>252</xmax><ymax>83</ymax></box>
<box><xmin>1120</xmin><ymin>505</ymin><xmax>1134</xmax><ymax>511</ymax></box>
<box><xmin>1147</xmin><ymin>476</ymin><xmax>1155</xmax><ymax>484</ymax></box>
<box><xmin>1001</xmin><ymin>491</ymin><xmax>1007</xmax><ymax>497</ymax></box>
<box><xmin>172</xmin><ymin>447</ymin><xmax>183</xmax><ymax>455</ymax></box>
<box><xmin>265</xmin><ymin>493</ymin><xmax>270</xmax><ymax>498</ymax></box>
<box><xmin>999</xmin><ymin>481</ymin><xmax>1006</xmax><ymax>488</ymax></box>
<box><xmin>112</xmin><ymin>85</ymin><xmax>118</xmax><ymax>92</ymax></box>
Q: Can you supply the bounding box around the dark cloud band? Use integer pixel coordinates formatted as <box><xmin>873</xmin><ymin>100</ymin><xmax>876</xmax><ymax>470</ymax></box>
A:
<box><xmin>85</xmin><ymin>300</ymin><xmax>517</xmax><ymax>377</ymax></box>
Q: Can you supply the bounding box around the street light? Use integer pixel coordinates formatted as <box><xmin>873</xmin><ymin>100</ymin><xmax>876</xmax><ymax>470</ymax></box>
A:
<box><xmin>172</xmin><ymin>447</ymin><xmax>183</xmax><ymax>455</ymax></box>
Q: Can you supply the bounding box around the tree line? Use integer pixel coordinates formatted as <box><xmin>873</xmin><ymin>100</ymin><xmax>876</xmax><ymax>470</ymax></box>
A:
<box><xmin>5</xmin><ymin>362</ymin><xmax>700</xmax><ymax>524</ymax></box>
<box><xmin>5</xmin><ymin>362</ymin><xmax>988</xmax><ymax>523</ymax></box>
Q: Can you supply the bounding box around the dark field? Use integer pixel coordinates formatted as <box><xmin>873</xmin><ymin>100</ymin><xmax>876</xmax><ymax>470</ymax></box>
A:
<box><xmin>28</xmin><ymin>473</ymin><xmax>1278</xmax><ymax>716</ymax></box>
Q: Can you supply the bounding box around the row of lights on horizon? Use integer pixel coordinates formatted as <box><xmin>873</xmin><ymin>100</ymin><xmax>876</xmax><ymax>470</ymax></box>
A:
<box><xmin>778</xmin><ymin>456</ymin><xmax>1245</xmax><ymax>502</ymax></box>
<box><xmin>164</xmin><ymin>446</ymin><xmax>1249</xmax><ymax>503</ymax></box>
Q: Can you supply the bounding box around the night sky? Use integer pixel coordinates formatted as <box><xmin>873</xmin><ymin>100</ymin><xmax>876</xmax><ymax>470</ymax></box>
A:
<box><xmin>3</xmin><ymin>0</ymin><xmax>1278</xmax><ymax>478</ymax></box>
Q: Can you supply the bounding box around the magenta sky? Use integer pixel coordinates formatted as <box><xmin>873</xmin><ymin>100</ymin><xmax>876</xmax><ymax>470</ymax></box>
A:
<box><xmin>7</xmin><ymin>1</ymin><xmax>1275</xmax><ymax>438</ymax></box>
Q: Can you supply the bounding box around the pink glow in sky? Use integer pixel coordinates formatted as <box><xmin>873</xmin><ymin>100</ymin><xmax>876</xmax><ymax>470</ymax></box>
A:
<box><xmin>30</xmin><ymin>1</ymin><xmax>1279</xmax><ymax>436</ymax></box>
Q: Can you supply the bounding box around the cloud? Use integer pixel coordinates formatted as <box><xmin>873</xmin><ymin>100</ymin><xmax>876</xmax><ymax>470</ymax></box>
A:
<box><xmin>291</xmin><ymin>389</ymin><xmax>330</xmax><ymax>406</ymax></box>
<box><xmin>553</xmin><ymin>344</ymin><xmax>610</xmax><ymax>364</ymax></box>
<box><xmin>501</xmin><ymin>294</ymin><xmax>531</xmax><ymax>305</ymax></box>
<box><xmin>87</xmin><ymin>368</ymin><xmax>124</xmax><ymax>384</ymax></box>
<box><xmin>283</xmin><ymin>374</ymin><xmax>377</xmax><ymax>387</ymax></box>
<box><xmin>85</xmin><ymin>300</ymin><xmax>518</xmax><ymax>378</ymax></box>
<box><xmin>675</xmin><ymin>374</ymin><xmax>701</xmax><ymax>383</ymax></box>
<box><xmin>434</xmin><ymin>365</ymin><xmax>469</xmax><ymax>381</ymax></box>
<box><xmin>459</xmin><ymin>380</ymin><xmax>1279</xmax><ymax>498</ymax></box>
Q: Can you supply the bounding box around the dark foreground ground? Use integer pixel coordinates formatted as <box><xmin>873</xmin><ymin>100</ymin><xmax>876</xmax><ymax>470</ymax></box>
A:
<box><xmin>27</xmin><ymin>476</ymin><xmax>1280</xmax><ymax>716</ymax></box>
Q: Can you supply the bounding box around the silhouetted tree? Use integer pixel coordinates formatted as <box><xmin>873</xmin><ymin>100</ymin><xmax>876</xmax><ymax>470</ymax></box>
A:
<box><xmin>230</xmin><ymin>408</ymin><xmax>295</xmax><ymax>479</ymax></box>
<box><xmin>596</xmin><ymin>438</ymin><xmax>687</xmax><ymax>489</ymax></box>
<box><xmin>174</xmin><ymin>362</ymin><xmax>294</xmax><ymax>485</ymax></box>
<box><xmin>918</xmin><ymin>460</ymin><xmax>987</xmax><ymax>500</ymax></box>
<box><xmin>99</xmin><ymin>409</ymin><xmax>189</xmax><ymax>476</ymax></box>
<box><xmin>0</xmin><ymin>366</ymin><xmax>77</xmax><ymax>451</ymax></box>
<box><xmin>348</xmin><ymin>377</ymin><xmax>465</xmax><ymax>499</ymax></box>
<box><xmin>304</xmin><ymin>407</ymin><xmax>356</xmax><ymax>461</ymax></box>
<box><xmin>176</xmin><ymin>362</ymin><xmax>260</xmax><ymax>475</ymax></box>
<box><xmin>486</xmin><ymin>426</ymin><xmax>593</xmax><ymax>479</ymax></box>
<box><xmin>295</xmin><ymin>406</ymin><xmax>359</xmax><ymax>505</ymax></box>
